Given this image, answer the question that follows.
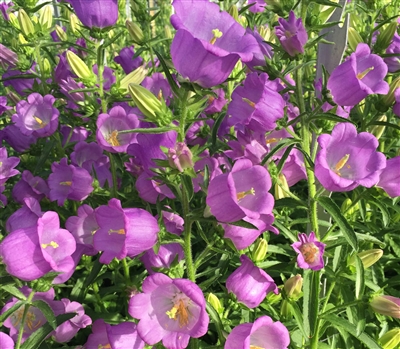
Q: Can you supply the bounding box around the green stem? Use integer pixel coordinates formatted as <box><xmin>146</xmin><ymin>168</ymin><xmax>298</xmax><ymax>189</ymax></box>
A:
<box><xmin>34</xmin><ymin>44</ymin><xmax>47</xmax><ymax>94</ymax></box>
<box><xmin>96</xmin><ymin>44</ymin><xmax>107</xmax><ymax>114</ymax></box>
<box><xmin>15</xmin><ymin>291</ymin><xmax>35</xmax><ymax>349</ymax></box>
<box><xmin>108</xmin><ymin>152</ymin><xmax>118</xmax><ymax>198</ymax></box>
<box><xmin>178</xmin><ymin>90</ymin><xmax>190</xmax><ymax>142</ymax></box>
<box><xmin>181</xmin><ymin>182</ymin><xmax>195</xmax><ymax>282</ymax></box>
<box><xmin>122</xmin><ymin>258</ymin><xmax>130</xmax><ymax>284</ymax></box>
<box><xmin>119</xmin><ymin>126</ymin><xmax>178</xmax><ymax>134</ymax></box>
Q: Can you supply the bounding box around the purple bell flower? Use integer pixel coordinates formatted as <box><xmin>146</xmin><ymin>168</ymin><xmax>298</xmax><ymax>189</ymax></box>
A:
<box><xmin>93</xmin><ymin>64</ymin><xmax>116</xmax><ymax>90</ymax></box>
<box><xmin>3</xmin><ymin>66</ymin><xmax>36</xmax><ymax>96</ymax></box>
<box><xmin>384</xmin><ymin>32</ymin><xmax>400</xmax><ymax>73</ymax></box>
<box><xmin>6</xmin><ymin>197</ymin><xmax>42</xmax><ymax>233</ymax></box>
<box><xmin>170</xmin><ymin>0</ymin><xmax>259</xmax><ymax>88</ymax></box>
<box><xmin>292</xmin><ymin>232</ymin><xmax>326</xmax><ymax>271</ymax></box>
<box><xmin>204</xmin><ymin>88</ymin><xmax>227</xmax><ymax>114</ymax></box>
<box><xmin>0</xmin><ymin>1</ymin><xmax>13</xmax><ymax>21</ymax></box>
<box><xmin>66</xmin><ymin>0</ymin><xmax>118</xmax><ymax>29</ymax></box>
<box><xmin>225</xmin><ymin>316</ymin><xmax>290</xmax><ymax>349</ymax></box>
<box><xmin>0</xmin><ymin>124</ymin><xmax>37</xmax><ymax>152</ymax></box>
<box><xmin>114</xmin><ymin>46</ymin><xmax>143</xmax><ymax>74</ymax></box>
<box><xmin>327</xmin><ymin>43</ymin><xmax>389</xmax><ymax>106</ymax></box>
<box><xmin>128</xmin><ymin>273</ymin><xmax>209</xmax><ymax>349</ymax></box>
<box><xmin>315</xmin><ymin>123</ymin><xmax>386</xmax><ymax>192</ymax></box>
<box><xmin>376</xmin><ymin>156</ymin><xmax>400</xmax><ymax>197</ymax></box>
<box><xmin>0</xmin><ymin>96</ymin><xmax>13</xmax><ymax>115</ymax></box>
<box><xmin>93</xmin><ymin>198</ymin><xmax>159</xmax><ymax>264</ymax></box>
<box><xmin>12</xmin><ymin>93</ymin><xmax>59</xmax><ymax>138</ymax></box>
<box><xmin>161</xmin><ymin>210</ymin><xmax>184</xmax><ymax>235</ymax></box>
<box><xmin>135</xmin><ymin>170</ymin><xmax>176</xmax><ymax>204</ymax></box>
<box><xmin>140</xmin><ymin>243</ymin><xmax>184</xmax><ymax>274</ymax></box>
<box><xmin>0</xmin><ymin>146</ymin><xmax>20</xmax><ymax>185</ymax></box>
<box><xmin>168</xmin><ymin>142</ymin><xmax>194</xmax><ymax>172</ymax></box>
<box><xmin>0</xmin><ymin>44</ymin><xmax>18</xmax><ymax>68</ymax></box>
<box><xmin>0</xmin><ymin>185</ymin><xmax>7</xmax><ymax>207</ymax></box>
<box><xmin>275</xmin><ymin>11</ymin><xmax>308</xmax><ymax>57</ymax></box>
<box><xmin>142</xmin><ymin>72</ymin><xmax>172</xmax><ymax>105</ymax></box>
<box><xmin>226</xmin><ymin>255</ymin><xmax>278</xmax><ymax>308</ymax></box>
<box><xmin>84</xmin><ymin>319</ymin><xmax>145</xmax><ymax>349</ymax></box>
<box><xmin>48</xmin><ymin>158</ymin><xmax>94</xmax><ymax>206</ymax></box>
<box><xmin>206</xmin><ymin>159</ymin><xmax>274</xmax><ymax>223</ymax></box>
<box><xmin>60</xmin><ymin>125</ymin><xmax>90</xmax><ymax>146</ymax></box>
<box><xmin>245</xmin><ymin>27</ymin><xmax>273</xmax><ymax>70</ymax></box>
<box><xmin>0</xmin><ymin>333</ymin><xmax>14</xmax><ymax>349</ymax></box>
<box><xmin>12</xmin><ymin>170</ymin><xmax>49</xmax><ymax>204</ymax></box>
<box><xmin>247</xmin><ymin>0</ymin><xmax>266</xmax><ymax>13</ymax></box>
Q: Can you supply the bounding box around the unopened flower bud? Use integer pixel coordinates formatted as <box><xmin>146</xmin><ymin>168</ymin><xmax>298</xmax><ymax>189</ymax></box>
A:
<box><xmin>126</xmin><ymin>20</ymin><xmax>144</xmax><ymax>44</ymax></box>
<box><xmin>203</xmin><ymin>205</ymin><xmax>212</xmax><ymax>218</ymax></box>
<box><xmin>42</xmin><ymin>58</ymin><xmax>51</xmax><ymax>77</ymax></box>
<box><xmin>228</xmin><ymin>4</ymin><xmax>239</xmax><ymax>22</ymax></box>
<box><xmin>252</xmin><ymin>238</ymin><xmax>268</xmax><ymax>262</ymax></box>
<box><xmin>379</xmin><ymin>328</ymin><xmax>400</xmax><ymax>349</ymax></box>
<box><xmin>341</xmin><ymin>198</ymin><xmax>358</xmax><ymax>216</ymax></box>
<box><xmin>349</xmin><ymin>249</ymin><xmax>383</xmax><ymax>269</ymax></box>
<box><xmin>369</xmin><ymin>115</ymin><xmax>387</xmax><ymax>140</ymax></box>
<box><xmin>375</xmin><ymin>21</ymin><xmax>398</xmax><ymax>53</ymax></box>
<box><xmin>284</xmin><ymin>274</ymin><xmax>303</xmax><ymax>299</ymax></box>
<box><xmin>370</xmin><ymin>295</ymin><xmax>400</xmax><ymax>318</ymax></box>
<box><xmin>381</xmin><ymin>76</ymin><xmax>400</xmax><ymax>107</ymax></box>
<box><xmin>164</xmin><ymin>25</ymin><xmax>172</xmax><ymax>39</ymax></box>
<box><xmin>168</xmin><ymin>142</ymin><xmax>194</xmax><ymax>172</ymax></box>
<box><xmin>9</xmin><ymin>13</ymin><xmax>20</xmax><ymax>29</ymax></box>
<box><xmin>0</xmin><ymin>44</ymin><xmax>18</xmax><ymax>67</ymax></box>
<box><xmin>18</xmin><ymin>33</ymin><xmax>28</xmax><ymax>45</ymax></box>
<box><xmin>18</xmin><ymin>9</ymin><xmax>35</xmax><ymax>37</ymax></box>
<box><xmin>207</xmin><ymin>293</ymin><xmax>223</xmax><ymax>314</ymax></box>
<box><xmin>275</xmin><ymin>173</ymin><xmax>290</xmax><ymax>200</ymax></box>
<box><xmin>55</xmin><ymin>25</ymin><xmax>68</xmax><ymax>41</ymax></box>
<box><xmin>39</xmin><ymin>5</ymin><xmax>53</xmax><ymax>30</ymax></box>
<box><xmin>66</xmin><ymin>50</ymin><xmax>94</xmax><ymax>81</ymax></box>
<box><xmin>7</xmin><ymin>91</ymin><xmax>20</xmax><ymax>104</ymax></box>
<box><xmin>119</xmin><ymin>66</ymin><xmax>147</xmax><ymax>93</ymax></box>
<box><xmin>348</xmin><ymin>27</ymin><xmax>364</xmax><ymax>52</ymax></box>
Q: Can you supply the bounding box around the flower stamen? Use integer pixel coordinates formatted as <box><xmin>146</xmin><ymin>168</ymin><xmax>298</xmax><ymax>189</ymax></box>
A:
<box><xmin>166</xmin><ymin>299</ymin><xmax>190</xmax><ymax>327</ymax></box>
<box><xmin>210</xmin><ymin>28</ymin><xmax>223</xmax><ymax>45</ymax></box>
<box><xmin>357</xmin><ymin>67</ymin><xmax>374</xmax><ymax>80</ymax></box>
<box><xmin>107</xmin><ymin>130</ymin><xmax>120</xmax><ymax>146</ymax></box>
<box><xmin>237</xmin><ymin>188</ymin><xmax>255</xmax><ymax>201</ymax></box>
<box><xmin>299</xmin><ymin>242</ymin><xmax>319</xmax><ymax>264</ymax></box>
<box><xmin>41</xmin><ymin>241</ymin><xmax>59</xmax><ymax>249</ymax></box>
<box><xmin>108</xmin><ymin>228</ymin><xmax>125</xmax><ymax>235</ymax></box>
<box><xmin>334</xmin><ymin>154</ymin><xmax>350</xmax><ymax>176</ymax></box>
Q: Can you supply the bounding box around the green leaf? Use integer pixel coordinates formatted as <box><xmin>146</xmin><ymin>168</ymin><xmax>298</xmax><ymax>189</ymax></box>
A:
<box><xmin>310</xmin><ymin>0</ymin><xmax>342</xmax><ymax>7</ymax></box>
<box><xmin>318</xmin><ymin>196</ymin><xmax>358</xmax><ymax>251</ymax></box>
<box><xmin>354</xmin><ymin>255</ymin><xmax>365</xmax><ymax>300</ymax></box>
<box><xmin>368</xmin><ymin>198</ymin><xmax>390</xmax><ymax>227</ymax></box>
<box><xmin>181</xmin><ymin>174</ymin><xmax>194</xmax><ymax>202</ymax></box>
<box><xmin>309</xmin><ymin>113</ymin><xmax>357</xmax><ymax>125</ymax></box>
<box><xmin>31</xmin><ymin>300</ymin><xmax>57</xmax><ymax>330</ymax></box>
<box><xmin>205</xmin><ymin>302</ymin><xmax>226</xmax><ymax>346</ymax></box>
<box><xmin>211</xmin><ymin>112</ymin><xmax>226</xmax><ymax>152</ymax></box>
<box><xmin>153</xmin><ymin>49</ymin><xmax>181</xmax><ymax>99</ymax></box>
<box><xmin>261</xmin><ymin>139</ymin><xmax>299</xmax><ymax>166</ymax></box>
<box><xmin>0</xmin><ymin>301</ymin><xmax>24</xmax><ymax>325</ymax></box>
<box><xmin>274</xmin><ymin>220</ymin><xmax>298</xmax><ymax>243</ymax></box>
<box><xmin>228</xmin><ymin>220</ymin><xmax>258</xmax><ymax>230</ymax></box>
<box><xmin>322</xmin><ymin>314</ymin><xmax>382</xmax><ymax>349</ymax></box>
<box><xmin>20</xmin><ymin>313</ymin><xmax>76</xmax><ymax>349</ymax></box>
<box><xmin>1</xmin><ymin>284</ymin><xmax>27</xmax><ymax>300</ymax></box>
<box><xmin>274</xmin><ymin>197</ymin><xmax>307</xmax><ymax>209</ymax></box>
<box><xmin>303</xmin><ymin>270</ymin><xmax>319</xmax><ymax>338</ymax></box>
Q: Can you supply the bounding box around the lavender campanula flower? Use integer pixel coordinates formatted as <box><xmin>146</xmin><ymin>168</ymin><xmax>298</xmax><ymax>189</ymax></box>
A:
<box><xmin>192</xmin><ymin>155</ymin><xmax>223</xmax><ymax>192</ymax></box>
<box><xmin>140</xmin><ymin>243</ymin><xmax>184</xmax><ymax>274</ymax></box>
<box><xmin>0</xmin><ymin>332</ymin><xmax>14</xmax><ymax>349</ymax></box>
<box><xmin>384</xmin><ymin>32</ymin><xmax>400</xmax><ymax>73</ymax></box>
<box><xmin>315</xmin><ymin>123</ymin><xmax>386</xmax><ymax>192</ymax></box>
<box><xmin>96</xmin><ymin>106</ymin><xmax>140</xmax><ymax>153</ymax></box>
<box><xmin>0</xmin><ymin>212</ymin><xmax>76</xmax><ymax>283</ymax></box>
<box><xmin>6</xmin><ymin>197</ymin><xmax>42</xmax><ymax>233</ymax></box>
<box><xmin>223</xmin><ymin>72</ymin><xmax>285</xmax><ymax>134</ymax></box>
<box><xmin>161</xmin><ymin>210</ymin><xmax>184</xmax><ymax>235</ymax></box>
<box><xmin>135</xmin><ymin>170</ymin><xmax>176</xmax><ymax>204</ymax></box>
<box><xmin>376</xmin><ymin>156</ymin><xmax>400</xmax><ymax>197</ymax></box>
<box><xmin>60</xmin><ymin>125</ymin><xmax>90</xmax><ymax>147</ymax></box>
<box><xmin>206</xmin><ymin>159</ymin><xmax>274</xmax><ymax>223</ymax></box>
<box><xmin>0</xmin><ymin>96</ymin><xmax>13</xmax><ymax>115</ymax></box>
<box><xmin>128</xmin><ymin>273</ymin><xmax>209</xmax><ymax>349</ymax></box>
<box><xmin>0</xmin><ymin>124</ymin><xmax>37</xmax><ymax>152</ymax></box>
<box><xmin>12</xmin><ymin>170</ymin><xmax>49</xmax><ymax>204</ymax></box>
<box><xmin>66</xmin><ymin>0</ymin><xmax>118</xmax><ymax>29</ymax></box>
<box><xmin>142</xmin><ymin>72</ymin><xmax>172</xmax><ymax>105</ymax></box>
<box><xmin>93</xmin><ymin>198</ymin><xmax>159</xmax><ymax>264</ymax></box>
<box><xmin>12</xmin><ymin>93</ymin><xmax>59</xmax><ymax>138</ymax></box>
<box><xmin>275</xmin><ymin>11</ymin><xmax>308</xmax><ymax>57</ymax></box>
<box><xmin>114</xmin><ymin>46</ymin><xmax>143</xmax><ymax>74</ymax></box>
<box><xmin>280</xmin><ymin>149</ymin><xmax>307</xmax><ymax>187</ymax></box>
<box><xmin>59</xmin><ymin>76</ymin><xmax>86</xmax><ymax>104</ymax></box>
<box><xmin>291</xmin><ymin>232</ymin><xmax>326</xmax><ymax>271</ymax></box>
<box><xmin>327</xmin><ymin>43</ymin><xmax>389</xmax><ymax>106</ymax></box>
<box><xmin>245</xmin><ymin>27</ymin><xmax>273</xmax><ymax>70</ymax></box>
<box><xmin>0</xmin><ymin>146</ymin><xmax>20</xmax><ymax>185</ymax></box>
<box><xmin>0</xmin><ymin>1</ymin><xmax>13</xmax><ymax>21</ymax></box>
<box><xmin>393</xmin><ymin>87</ymin><xmax>400</xmax><ymax>117</ymax></box>
<box><xmin>0</xmin><ymin>44</ymin><xmax>18</xmax><ymax>68</ymax></box>
<box><xmin>84</xmin><ymin>319</ymin><xmax>145</xmax><ymax>349</ymax></box>
<box><xmin>48</xmin><ymin>158</ymin><xmax>94</xmax><ymax>206</ymax></box>
<box><xmin>0</xmin><ymin>186</ymin><xmax>7</xmax><ymax>207</ymax></box>
<box><xmin>170</xmin><ymin>0</ymin><xmax>259</xmax><ymax>88</ymax></box>
<box><xmin>225</xmin><ymin>315</ymin><xmax>290</xmax><ymax>349</ymax></box>
<box><xmin>247</xmin><ymin>0</ymin><xmax>266</xmax><ymax>13</ymax></box>
<box><xmin>3</xmin><ymin>66</ymin><xmax>36</xmax><ymax>95</ymax></box>
<box><xmin>204</xmin><ymin>88</ymin><xmax>227</xmax><ymax>114</ymax></box>
<box><xmin>226</xmin><ymin>255</ymin><xmax>278</xmax><ymax>308</ymax></box>
<box><xmin>93</xmin><ymin>64</ymin><xmax>116</xmax><ymax>90</ymax></box>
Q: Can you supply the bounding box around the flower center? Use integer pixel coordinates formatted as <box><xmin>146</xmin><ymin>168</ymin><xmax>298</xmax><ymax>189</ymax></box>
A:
<box><xmin>108</xmin><ymin>228</ymin><xmax>126</xmax><ymax>235</ymax></box>
<box><xmin>107</xmin><ymin>130</ymin><xmax>120</xmax><ymax>146</ymax></box>
<box><xmin>299</xmin><ymin>242</ymin><xmax>319</xmax><ymax>264</ymax></box>
<box><xmin>237</xmin><ymin>188</ymin><xmax>255</xmax><ymax>201</ymax></box>
<box><xmin>98</xmin><ymin>345</ymin><xmax>111</xmax><ymax>349</ymax></box>
<box><xmin>11</xmin><ymin>307</ymin><xmax>42</xmax><ymax>331</ymax></box>
<box><xmin>33</xmin><ymin>116</ymin><xmax>48</xmax><ymax>128</ymax></box>
<box><xmin>242</xmin><ymin>97</ymin><xmax>256</xmax><ymax>108</ymax></box>
<box><xmin>41</xmin><ymin>241</ymin><xmax>59</xmax><ymax>249</ymax></box>
<box><xmin>166</xmin><ymin>298</ymin><xmax>190</xmax><ymax>328</ymax></box>
<box><xmin>357</xmin><ymin>67</ymin><xmax>374</xmax><ymax>80</ymax></box>
<box><xmin>210</xmin><ymin>28</ymin><xmax>223</xmax><ymax>45</ymax></box>
<box><xmin>265</xmin><ymin>137</ymin><xmax>281</xmax><ymax>144</ymax></box>
<box><xmin>285</xmin><ymin>30</ymin><xmax>294</xmax><ymax>38</ymax></box>
<box><xmin>60</xmin><ymin>181</ymin><xmax>72</xmax><ymax>186</ymax></box>
<box><xmin>250</xmin><ymin>346</ymin><xmax>265</xmax><ymax>349</ymax></box>
<box><xmin>333</xmin><ymin>154</ymin><xmax>350</xmax><ymax>176</ymax></box>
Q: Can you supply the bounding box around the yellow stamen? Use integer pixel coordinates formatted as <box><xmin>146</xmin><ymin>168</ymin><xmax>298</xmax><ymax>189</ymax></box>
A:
<box><xmin>26</xmin><ymin>311</ymin><xmax>42</xmax><ymax>330</ymax></box>
<box><xmin>107</xmin><ymin>130</ymin><xmax>120</xmax><ymax>147</ymax></box>
<box><xmin>207</xmin><ymin>96</ymin><xmax>215</xmax><ymax>105</ymax></box>
<box><xmin>299</xmin><ymin>242</ymin><xmax>319</xmax><ymax>264</ymax></box>
<box><xmin>357</xmin><ymin>67</ymin><xmax>374</xmax><ymax>80</ymax></box>
<box><xmin>334</xmin><ymin>154</ymin><xmax>350</xmax><ymax>176</ymax></box>
<box><xmin>166</xmin><ymin>299</ymin><xmax>190</xmax><ymax>327</ymax></box>
<box><xmin>236</xmin><ymin>188</ymin><xmax>255</xmax><ymax>201</ymax></box>
<box><xmin>60</xmin><ymin>181</ymin><xmax>72</xmax><ymax>186</ymax></box>
<box><xmin>108</xmin><ymin>228</ymin><xmax>126</xmax><ymax>235</ymax></box>
<box><xmin>41</xmin><ymin>241</ymin><xmax>59</xmax><ymax>249</ymax></box>
<box><xmin>91</xmin><ymin>229</ymin><xmax>98</xmax><ymax>235</ymax></box>
<box><xmin>157</xmin><ymin>89</ymin><xmax>163</xmax><ymax>100</ymax></box>
<box><xmin>98</xmin><ymin>345</ymin><xmax>112</xmax><ymax>349</ymax></box>
<box><xmin>265</xmin><ymin>137</ymin><xmax>281</xmax><ymax>144</ymax></box>
<box><xmin>209</xmin><ymin>28</ymin><xmax>223</xmax><ymax>45</ymax></box>
<box><xmin>250</xmin><ymin>346</ymin><xmax>265</xmax><ymax>349</ymax></box>
<box><xmin>242</xmin><ymin>97</ymin><xmax>256</xmax><ymax>108</ymax></box>
<box><xmin>285</xmin><ymin>30</ymin><xmax>294</xmax><ymax>38</ymax></box>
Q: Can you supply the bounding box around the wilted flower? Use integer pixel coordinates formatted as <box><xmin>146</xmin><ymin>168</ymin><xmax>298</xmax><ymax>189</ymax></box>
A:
<box><xmin>128</xmin><ymin>273</ymin><xmax>209</xmax><ymax>349</ymax></box>
<box><xmin>370</xmin><ymin>295</ymin><xmax>400</xmax><ymax>318</ymax></box>
<box><xmin>225</xmin><ymin>315</ymin><xmax>290</xmax><ymax>349</ymax></box>
<box><xmin>226</xmin><ymin>255</ymin><xmax>278</xmax><ymax>308</ymax></box>
<box><xmin>291</xmin><ymin>232</ymin><xmax>326</xmax><ymax>271</ymax></box>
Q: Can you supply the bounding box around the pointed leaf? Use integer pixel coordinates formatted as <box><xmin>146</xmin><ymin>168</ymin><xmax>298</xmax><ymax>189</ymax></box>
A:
<box><xmin>1</xmin><ymin>285</ymin><xmax>27</xmax><ymax>301</ymax></box>
<box><xmin>31</xmin><ymin>300</ymin><xmax>57</xmax><ymax>330</ymax></box>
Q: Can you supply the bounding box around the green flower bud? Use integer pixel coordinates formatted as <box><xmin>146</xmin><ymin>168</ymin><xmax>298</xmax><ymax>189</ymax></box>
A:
<box><xmin>18</xmin><ymin>33</ymin><xmax>28</xmax><ymax>45</ymax></box>
<box><xmin>375</xmin><ymin>21</ymin><xmax>398</xmax><ymax>53</ymax></box>
<box><xmin>274</xmin><ymin>173</ymin><xmax>290</xmax><ymax>200</ymax></box>
<box><xmin>55</xmin><ymin>25</ymin><xmax>68</xmax><ymax>42</ymax></box>
<box><xmin>370</xmin><ymin>295</ymin><xmax>400</xmax><ymax>318</ymax></box>
<box><xmin>70</xmin><ymin>13</ymin><xmax>80</xmax><ymax>35</ymax></box>
<box><xmin>341</xmin><ymin>198</ymin><xmax>358</xmax><ymax>216</ymax></box>
<box><xmin>349</xmin><ymin>249</ymin><xmax>383</xmax><ymax>269</ymax></box>
<box><xmin>252</xmin><ymin>238</ymin><xmax>268</xmax><ymax>263</ymax></box>
<box><xmin>228</xmin><ymin>4</ymin><xmax>239</xmax><ymax>22</ymax></box>
<box><xmin>280</xmin><ymin>299</ymin><xmax>291</xmax><ymax>318</ymax></box>
<box><xmin>119</xmin><ymin>66</ymin><xmax>148</xmax><ymax>93</ymax></box>
<box><xmin>126</xmin><ymin>20</ymin><xmax>144</xmax><ymax>44</ymax></box>
<box><xmin>381</xmin><ymin>76</ymin><xmax>400</xmax><ymax>107</ymax></box>
<box><xmin>66</xmin><ymin>51</ymin><xmax>94</xmax><ymax>81</ymax></box>
<box><xmin>369</xmin><ymin>115</ymin><xmax>387</xmax><ymax>140</ymax></box>
<box><xmin>284</xmin><ymin>274</ymin><xmax>303</xmax><ymax>299</ymax></box>
<box><xmin>207</xmin><ymin>293</ymin><xmax>223</xmax><ymax>314</ymax></box>
<box><xmin>39</xmin><ymin>5</ymin><xmax>53</xmax><ymax>30</ymax></box>
<box><xmin>164</xmin><ymin>25</ymin><xmax>172</xmax><ymax>39</ymax></box>
<box><xmin>348</xmin><ymin>27</ymin><xmax>364</xmax><ymax>52</ymax></box>
<box><xmin>18</xmin><ymin>9</ymin><xmax>35</xmax><ymax>37</ymax></box>
<box><xmin>379</xmin><ymin>328</ymin><xmax>400</xmax><ymax>349</ymax></box>
<box><xmin>9</xmin><ymin>13</ymin><xmax>20</xmax><ymax>30</ymax></box>
<box><xmin>42</xmin><ymin>58</ymin><xmax>51</xmax><ymax>78</ymax></box>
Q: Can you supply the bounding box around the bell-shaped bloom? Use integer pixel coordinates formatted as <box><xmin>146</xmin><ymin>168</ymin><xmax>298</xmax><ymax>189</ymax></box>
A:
<box><xmin>92</xmin><ymin>64</ymin><xmax>116</xmax><ymax>90</ymax></box>
<box><xmin>225</xmin><ymin>315</ymin><xmax>290</xmax><ymax>349</ymax></box>
<box><xmin>135</xmin><ymin>171</ymin><xmax>176</xmax><ymax>204</ymax></box>
<box><xmin>204</xmin><ymin>88</ymin><xmax>227</xmax><ymax>114</ymax></box>
<box><xmin>384</xmin><ymin>32</ymin><xmax>400</xmax><ymax>73</ymax></box>
<box><xmin>275</xmin><ymin>11</ymin><xmax>308</xmax><ymax>57</ymax></box>
<box><xmin>93</xmin><ymin>198</ymin><xmax>159</xmax><ymax>264</ymax></box>
<box><xmin>128</xmin><ymin>273</ymin><xmax>209</xmax><ymax>349</ymax></box>
<box><xmin>0</xmin><ymin>146</ymin><xmax>19</xmax><ymax>185</ymax></box>
<box><xmin>85</xmin><ymin>319</ymin><xmax>145</xmax><ymax>349</ymax></box>
<box><xmin>0</xmin><ymin>1</ymin><xmax>13</xmax><ymax>21</ymax></box>
<box><xmin>0</xmin><ymin>332</ymin><xmax>14</xmax><ymax>349</ymax></box>
<box><xmin>207</xmin><ymin>159</ymin><xmax>274</xmax><ymax>223</ymax></box>
<box><xmin>12</xmin><ymin>93</ymin><xmax>59</xmax><ymax>138</ymax></box>
<box><xmin>393</xmin><ymin>88</ymin><xmax>400</xmax><ymax>117</ymax></box>
<box><xmin>192</xmin><ymin>156</ymin><xmax>223</xmax><ymax>192</ymax></box>
<box><xmin>315</xmin><ymin>122</ymin><xmax>386</xmax><ymax>192</ymax></box>
<box><xmin>245</xmin><ymin>27</ymin><xmax>273</xmax><ymax>70</ymax></box>
<box><xmin>223</xmin><ymin>72</ymin><xmax>285</xmax><ymax>134</ymax></box>
<box><xmin>140</xmin><ymin>243</ymin><xmax>184</xmax><ymax>274</ymax></box>
<box><xmin>161</xmin><ymin>210</ymin><xmax>184</xmax><ymax>236</ymax></box>
<box><xmin>6</xmin><ymin>197</ymin><xmax>42</xmax><ymax>233</ymax></box>
<box><xmin>0</xmin><ymin>124</ymin><xmax>37</xmax><ymax>152</ymax></box>
<box><xmin>60</xmin><ymin>125</ymin><xmax>90</xmax><ymax>147</ymax></box>
<box><xmin>12</xmin><ymin>170</ymin><xmax>49</xmax><ymax>204</ymax></box>
<box><xmin>370</xmin><ymin>295</ymin><xmax>400</xmax><ymax>318</ymax></box>
<box><xmin>226</xmin><ymin>255</ymin><xmax>278</xmax><ymax>308</ymax></box>
<box><xmin>52</xmin><ymin>298</ymin><xmax>92</xmax><ymax>343</ymax></box>
<box><xmin>2</xmin><ymin>67</ymin><xmax>36</xmax><ymax>95</ymax></box>
<box><xmin>327</xmin><ymin>43</ymin><xmax>389</xmax><ymax>106</ymax></box>
<box><xmin>170</xmin><ymin>0</ymin><xmax>259</xmax><ymax>88</ymax></box>
<box><xmin>0</xmin><ymin>96</ymin><xmax>13</xmax><ymax>115</ymax></box>
<box><xmin>96</xmin><ymin>106</ymin><xmax>140</xmax><ymax>153</ymax></box>
<box><xmin>281</xmin><ymin>149</ymin><xmax>307</xmax><ymax>187</ymax></box>
<box><xmin>247</xmin><ymin>0</ymin><xmax>266</xmax><ymax>13</ymax></box>
<box><xmin>66</xmin><ymin>0</ymin><xmax>118</xmax><ymax>29</ymax></box>
<box><xmin>0</xmin><ymin>212</ymin><xmax>76</xmax><ymax>283</ymax></box>
<box><xmin>0</xmin><ymin>43</ymin><xmax>18</xmax><ymax>68</ymax></box>
<box><xmin>142</xmin><ymin>73</ymin><xmax>172</xmax><ymax>105</ymax></box>
<box><xmin>48</xmin><ymin>158</ymin><xmax>94</xmax><ymax>206</ymax></box>
<box><xmin>291</xmin><ymin>232</ymin><xmax>326</xmax><ymax>271</ymax></box>
<box><xmin>376</xmin><ymin>156</ymin><xmax>400</xmax><ymax>197</ymax></box>
<box><xmin>114</xmin><ymin>46</ymin><xmax>143</xmax><ymax>74</ymax></box>
<box><xmin>0</xmin><ymin>185</ymin><xmax>7</xmax><ymax>208</ymax></box>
